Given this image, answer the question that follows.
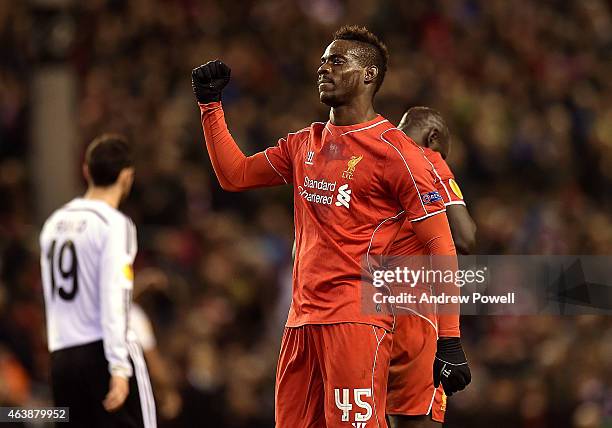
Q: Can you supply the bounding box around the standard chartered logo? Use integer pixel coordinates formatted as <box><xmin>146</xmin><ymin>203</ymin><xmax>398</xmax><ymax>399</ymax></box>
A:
<box><xmin>335</xmin><ymin>184</ymin><xmax>351</xmax><ymax>209</ymax></box>
<box><xmin>299</xmin><ymin>176</ymin><xmax>352</xmax><ymax>209</ymax></box>
<box><xmin>299</xmin><ymin>176</ymin><xmax>336</xmax><ymax>205</ymax></box>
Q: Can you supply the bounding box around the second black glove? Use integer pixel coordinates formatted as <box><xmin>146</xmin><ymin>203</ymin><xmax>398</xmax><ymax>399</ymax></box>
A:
<box><xmin>433</xmin><ymin>337</ymin><xmax>471</xmax><ymax>397</ymax></box>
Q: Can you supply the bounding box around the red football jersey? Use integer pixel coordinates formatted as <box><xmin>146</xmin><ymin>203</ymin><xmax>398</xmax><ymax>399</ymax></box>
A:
<box><xmin>423</xmin><ymin>148</ymin><xmax>465</xmax><ymax>206</ymax></box>
<box><xmin>264</xmin><ymin>115</ymin><xmax>446</xmax><ymax>330</ymax></box>
<box><xmin>387</xmin><ymin>147</ymin><xmax>465</xmax><ymax>337</ymax></box>
<box><xmin>390</xmin><ymin>147</ymin><xmax>467</xmax><ymax>256</ymax></box>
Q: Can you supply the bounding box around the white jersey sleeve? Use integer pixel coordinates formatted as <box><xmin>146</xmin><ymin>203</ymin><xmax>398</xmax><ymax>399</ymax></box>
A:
<box><xmin>100</xmin><ymin>215</ymin><xmax>137</xmax><ymax>378</ymax></box>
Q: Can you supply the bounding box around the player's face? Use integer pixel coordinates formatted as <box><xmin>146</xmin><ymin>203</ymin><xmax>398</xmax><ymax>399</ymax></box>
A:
<box><xmin>317</xmin><ymin>40</ymin><xmax>367</xmax><ymax>107</ymax></box>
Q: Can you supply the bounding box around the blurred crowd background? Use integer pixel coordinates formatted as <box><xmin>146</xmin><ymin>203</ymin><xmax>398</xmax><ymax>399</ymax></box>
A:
<box><xmin>1</xmin><ymin>0</ymin><xmax>611</xmax><ymax>427</ymax></box>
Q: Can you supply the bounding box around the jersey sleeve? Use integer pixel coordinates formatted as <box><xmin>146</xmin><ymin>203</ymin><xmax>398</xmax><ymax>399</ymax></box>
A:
<box><xmin>263</xmin><ymin>133</ymin><xmax>301</xmax><ymax>185</ymax></box>
<box><xmin>426</xmin><ymin>150</ymin><xmax>465</xmax><ymax>207</ymax></box>
<box><xmin>99</xmin><ymin>216</ymin><xmax>134</xmax><ymax>378</ymax></box>
<box><xmin>199</xmin><ymin>102</ymin><xmax>291</xmax><ymax>190</ymax></box>
<box><xmin>381</xmin><ymin>130</ymin><xmax>445</xmax><ymax>221</ymax></box>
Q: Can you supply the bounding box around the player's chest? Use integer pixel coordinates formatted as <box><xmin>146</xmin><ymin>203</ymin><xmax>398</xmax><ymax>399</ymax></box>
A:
<box><xmin>294</xmin><ymin>131</ymin><xmax>384</xmax><ymax>209</ymax></box>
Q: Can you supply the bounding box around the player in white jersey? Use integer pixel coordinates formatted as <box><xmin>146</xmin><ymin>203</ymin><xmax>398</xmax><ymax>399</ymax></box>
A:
<box><xmin>39</xmin><ymin>134</ymin><xmax>156</xmax><ymax>428</ymax></box>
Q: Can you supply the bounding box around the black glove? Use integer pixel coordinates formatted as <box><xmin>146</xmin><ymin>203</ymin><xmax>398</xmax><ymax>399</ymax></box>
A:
<box><xmin>433</xmin><ymin>337</ymin><xmax>471</xmax><ymax>396</ymax></box>
<box><xmin>191</xmin><ymin>60</ymin><xmax>231</xmax><ymax>103</ymax></box>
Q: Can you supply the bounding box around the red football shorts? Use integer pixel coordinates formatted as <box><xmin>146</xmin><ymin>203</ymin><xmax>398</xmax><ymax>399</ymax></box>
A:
<box><xmin>276</xmin><ymin>323</ymin><xmax>392</xmax><ymax>428</ymax></box>
<box><xmin>386</xmin><ymin>315</ymin><xmax>447</xmax><ymax>423</ymax></box>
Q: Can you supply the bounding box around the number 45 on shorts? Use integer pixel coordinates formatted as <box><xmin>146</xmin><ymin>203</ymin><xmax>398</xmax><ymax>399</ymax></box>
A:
<box><xmin>334</xmin><ymin>388</ymin><xmax>372</xmax><ymax>426</ymax></box>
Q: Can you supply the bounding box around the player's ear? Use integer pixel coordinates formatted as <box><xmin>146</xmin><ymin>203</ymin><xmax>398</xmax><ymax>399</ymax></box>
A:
<box><xmin>119</xmin><ymin>167</ymin><xmax>135</xmax><ymax>193</ymax></box>
<box><xmin>397</xmin><ymin>112</ymin><xmax>409</xmax><ymax>131</ymax></box>
<box><xmin>427</xmin><ymin>128</ymin><xmax>439</xmax><ymax>147</ymax></box>
<box><xmin>364</xmin><ymin>65</ymin><xmax>378</xmax><ymax>85</ymax></box>
<box><xmin>83</xmin><ymin>164</ymin><xmax>91</xmax><ymax>183</ymax></box>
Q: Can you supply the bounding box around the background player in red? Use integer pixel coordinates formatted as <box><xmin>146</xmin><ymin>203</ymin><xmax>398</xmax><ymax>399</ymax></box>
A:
<box><xmin>386</xmin><ymin>107</ymin><xmax>475</xmax><ymax>428</ymax></box>
<box><xmin>192</xmin><ymin>26</ymin><xmax>462</xmax><ymax>427</ymax></box>
<box><xmin>398</xmin><ymin>107</ymin><xmax>476</xmax><ymax>255</ymax></box>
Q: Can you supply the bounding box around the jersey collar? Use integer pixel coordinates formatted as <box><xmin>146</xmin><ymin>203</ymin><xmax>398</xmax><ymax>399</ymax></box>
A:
<box><xmin>325</xmin><ymin>115</ymin><xmax>388</xmax><ymax>137</ymax></box>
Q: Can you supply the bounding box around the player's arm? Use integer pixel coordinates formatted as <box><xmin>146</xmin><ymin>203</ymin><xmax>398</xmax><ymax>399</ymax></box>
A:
<box><xmin>143</xmin><ymin>347</ymin><xmax>182</xmax><ymax>419</ymax></box>
<box><xmin>99</xmin><ymin>218</ymin><xmax>133</xmax><ymax>410</ymax></box>
<box><xmin>382</xmin><ymin>139</ymin><xmax>459</xmax><ymax>336</ymax></box>
<box><xmin>411</xmin><ymin>211</ymin><xmax>459</xmax><ymax>337</ymax></box>
<box><xmin>428</xmin><ymin>152</ymin><xmax>476</xmax><ymax>254</ymax></box>
<box><xmin>383</xmin><ymin>136</ymin><xmax>471</xmax><ymax>395</ymax></box>
<box><xmin>411</xmin><ymin>214</ymin><xmax>472</xmax><ymax>396</ymax></box>
<box><xmin>422</xmin><ymin>154</ymin><xmax>474</xmax><ymax>394</ymax></box>
<box><xmin>447</xmin><ymin>204</ymin><xmax>476</xmax><ymax>254</ymax></box>
<box><xmin>413</xmin><ymin>215</ymin><xmax>472</xmax><ymax>397</ymax></box>
<box><xmin>192</xmin><ymin>61</ymin><xmax>291</xmax><ymax>191</ymax></box>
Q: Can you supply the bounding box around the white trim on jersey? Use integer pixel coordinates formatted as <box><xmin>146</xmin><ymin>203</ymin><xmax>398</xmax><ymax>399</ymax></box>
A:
<box><xmin>395</xmin><ymin>306</ymin><xmax>439</xmax><ymax>336</ymax></box>
<box><xmin>339</xmin><ymin>119</ymin><xmax>389</xmax><ymax>137</ymax></box>
<box><xmin>128</xmin><ymin>341</ymin><xmax>157</xmax><ymax>428</ymax></box>
<box><xmin>409</xmin><ymin>208</ymin><xmax>446</xmax><ymax>223</ymax></box>
<box><xmin>417</xmin><ymin>148</ymin><xmax>452</xmax><ymax>203</ymax></box>
<box><xmin>264</xmin><ymin>148</ymin><xmax>288</xmax><ymax>184</ymax></box>
<box><xmin>267</xmin><ymin>128</ymin><xmax>311</xmax><ymax>184</ymax></box>
<box><xmin>278</xmin><ymin>128</ymin><xmax>310</xmax><ymax>145</ymax></box>
<box><xmin>379</xmin><ymin>129</ymin><xmax>428</xmax><ymax>216</ymax></box>
<box><xmin>366</xmin><ymin>210</ymin><xmax>404</xmax><ymax>332</ymax></box>
<box><xmin>63</xmin><ymin>207</ymin><xmax>109</xmax><ymax>225</ymax></box>
<box><xmin>287</xmin><ymin>128</ymin><xmax>310</xmax><ymax>137</ymax></box>
<box><xmin>366</xmin><ymin>210</ymin><xmax>405</xmax><ymax>274</ymax></box>
<box><xmin>371</xmin><ymin>326</ymin><xmax>386</xmax><ymax>428</ymax></box>
<box><xmin>444</xmin><ymin>200</ymin><xmax>466</xmax><ymax>207</ymax></box>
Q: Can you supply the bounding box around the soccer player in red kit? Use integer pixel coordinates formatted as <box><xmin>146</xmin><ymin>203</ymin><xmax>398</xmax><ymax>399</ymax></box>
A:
<box><xmin>386</xmin><ymin>107</ymin><xmax>475</xmax><ymax>428</ymax></box>
<box><xmin>192</xmin><ymin>26</ymin><xmax>464</xmax><ymax>428</ymax></box>
<box><xmin>398</xmin><ymin>107</ymin><xmax>476</xmax><ymax>256</ymax></box>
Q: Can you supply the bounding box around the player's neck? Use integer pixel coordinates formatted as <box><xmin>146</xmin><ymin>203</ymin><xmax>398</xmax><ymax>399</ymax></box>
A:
<box><xmin>84</xmin><ymin>186</ymin><xmax>122</xmax><ymax>209</ymax></box>
<box><xmin>329</xmin><ymin>103</ymin><xmax>377</xmax><ymax>126</ymax></box>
